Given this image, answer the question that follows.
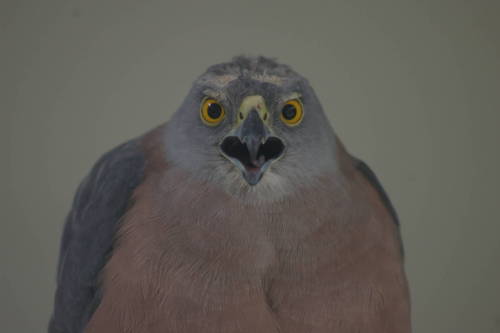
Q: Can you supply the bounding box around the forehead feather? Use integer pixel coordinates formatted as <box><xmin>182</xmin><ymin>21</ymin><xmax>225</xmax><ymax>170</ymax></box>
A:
<box><xmin>196</xmin><ymin>55</ymin><xmax>301</xmax><ymax>89</ymax></box>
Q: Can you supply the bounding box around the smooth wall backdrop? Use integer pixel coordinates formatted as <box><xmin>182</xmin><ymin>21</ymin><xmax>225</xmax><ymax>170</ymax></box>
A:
<box><xmin>2</xmin><ymin>0</ymin><xmax>499</xmax><ymax>332</ymax></box>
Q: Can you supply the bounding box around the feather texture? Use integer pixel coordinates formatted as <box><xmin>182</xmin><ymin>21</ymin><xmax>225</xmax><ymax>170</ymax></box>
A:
<box><xmin>49</xmin><ymin>139</ymin><xmax>145</xmax><ymax>333</ymax></box>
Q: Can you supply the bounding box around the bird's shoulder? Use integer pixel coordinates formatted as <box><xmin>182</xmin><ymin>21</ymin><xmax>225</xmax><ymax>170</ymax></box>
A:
<box><xmin>334</xmin><ymin>143</ymin><xmax>404</xmax><ymax>257</ymax></box>
<box><xmin>335</xmin><ymin>139</ymin><xmax>399</xmax><ymax>227</ymax></box>
<box><xmin>350</xmin><ymin>156</ymin><xmax>400</xmax><ymax>226</ymax></box>
<box><xmin>49</xmin><ymin>125</ymin><xmax>166</xmax><ymax>333</ymax></box>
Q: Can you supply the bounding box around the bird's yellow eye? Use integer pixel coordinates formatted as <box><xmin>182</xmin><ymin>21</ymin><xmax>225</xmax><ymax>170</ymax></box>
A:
<box><xmin>280</xmin><ymin>99</ymin><xmax>303</xmax><ymax>126</ymax></box>
<box><xmin>200</xmin><ymin>98</ymin><xmax>225</xmax><ymax>126</ymax></box>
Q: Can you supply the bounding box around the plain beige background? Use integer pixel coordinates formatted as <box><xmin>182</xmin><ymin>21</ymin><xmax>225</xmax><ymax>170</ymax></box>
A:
<box><xmin>2</xmin><ymin>0</ymin><xmax>499</xmax><ymax>332</ymax></box>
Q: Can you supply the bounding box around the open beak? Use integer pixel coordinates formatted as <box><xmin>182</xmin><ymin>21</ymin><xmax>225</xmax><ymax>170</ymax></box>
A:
<box><xmin>219</xmin><ymin>109</ymin><xmax>285</xmax><ymax>185</ymax></box>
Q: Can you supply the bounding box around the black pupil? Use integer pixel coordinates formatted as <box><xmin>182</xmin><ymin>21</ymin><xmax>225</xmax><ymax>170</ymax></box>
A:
<box><xmin>282</xmin><ymin>104</ymin><xmax>297</xmax><ymax>120</ymax></box>
<box><xmin>207</xmin><ymin>102</ymin><xmax>222</xmax><ymax>119</ymax></box>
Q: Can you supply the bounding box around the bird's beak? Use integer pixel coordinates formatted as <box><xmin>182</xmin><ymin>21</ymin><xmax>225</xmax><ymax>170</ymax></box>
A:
<box><xmin>219</xmin><ymin>96</ymin><xmax>285</xmax><ymax>185</ymax></box>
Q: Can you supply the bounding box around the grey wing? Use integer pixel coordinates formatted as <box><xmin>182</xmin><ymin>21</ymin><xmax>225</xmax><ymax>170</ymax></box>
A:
<box><xmin>48</xmin><ymin>139</ymin><xmax>145</xmax><ymax>333</ymax></box>
<box><xmin>353</xmin><ymin>157</ymin><xmax>399</xmax><ymax>226</ymax></box>
<box><xmin>353</xmin><ymin>157</ymin><xmax>404</xmax><ymax>256</ymax></box>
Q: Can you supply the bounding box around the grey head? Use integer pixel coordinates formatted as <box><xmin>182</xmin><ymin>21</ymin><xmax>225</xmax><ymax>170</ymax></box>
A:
<box><xmin>165</xmin><ymin>56</ymin><xmax>338</xmax><ymax>201</ymax></box>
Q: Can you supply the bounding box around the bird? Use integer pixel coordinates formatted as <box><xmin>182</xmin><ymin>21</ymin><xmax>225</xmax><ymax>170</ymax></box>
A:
<box><xmin>49</xmin><ymin>56</ymin><xmax>411</xmax><ymax>333</ymax></box>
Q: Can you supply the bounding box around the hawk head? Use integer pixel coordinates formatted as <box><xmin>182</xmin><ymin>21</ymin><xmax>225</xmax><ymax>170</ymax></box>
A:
<box><xmin>165</xmin><ymin>56</ymin><xmax>338</xmax><ymax>200</ymax></box>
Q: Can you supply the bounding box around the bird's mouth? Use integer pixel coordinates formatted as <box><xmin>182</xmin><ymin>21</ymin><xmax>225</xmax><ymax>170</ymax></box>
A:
<box><xmin>220</xmin><ymin>135</ymin><xmax>285</xmax><ymax>185</ymax></box>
